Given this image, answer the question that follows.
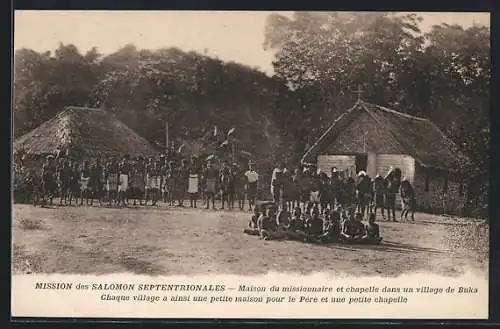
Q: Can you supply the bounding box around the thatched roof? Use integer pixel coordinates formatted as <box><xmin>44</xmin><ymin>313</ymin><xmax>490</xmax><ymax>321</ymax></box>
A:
<box><xmin>14</xmin><ymin>106</ymin><xmax>158</xmax><ymax>158</ymax></box>
<box><xmin>301</xmin><ymin>100</ymin><xmax>470</xmax><ymax>171</ymax></box>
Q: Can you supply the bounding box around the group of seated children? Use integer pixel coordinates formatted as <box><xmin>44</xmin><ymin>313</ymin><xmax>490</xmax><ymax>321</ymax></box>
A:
<box><xmin>243</xmin><ymin>203</ymin><xmax>382</xmax><ymax>245</ymax></box>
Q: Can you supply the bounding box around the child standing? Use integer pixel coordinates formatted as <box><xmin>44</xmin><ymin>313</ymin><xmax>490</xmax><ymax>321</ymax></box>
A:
<box><xmin>188</xmin><ymin>165</ymin><xmax>199</xmax><ymax>208</ymax></box>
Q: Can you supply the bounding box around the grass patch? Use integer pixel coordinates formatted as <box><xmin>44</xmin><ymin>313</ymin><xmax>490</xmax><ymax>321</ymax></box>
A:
<box><xmin>12</xmin><ymin>244</ymin><xmax>46</xmax><ymax>274</ymax></box>
<box><xmin>444</xmin><ymin>220</ymin><xmax>489</xmax><ymax>257</ymax></box>
<box><xmin>119</xmin><ymin>253</ymin><xmax>164</xmax><ymax>275</ymax></box>
<box><xmin>19</xmin><ymin>217</ymin><xmax>44</xmax><ymax>230</ymax></box>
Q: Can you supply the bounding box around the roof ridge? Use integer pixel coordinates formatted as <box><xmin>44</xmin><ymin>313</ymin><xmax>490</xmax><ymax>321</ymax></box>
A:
<box><xmin>65</xmin><ymin>105</ymin><xmax>105</xmax><ymax>112</ymax></box>
<box><xmin>300</xmin><ymin>102</ymin><xmax>361</xmax><ymax>163</ymax></box>
<box><xmin>361</xmin><ymin>101</ymin><xmax>429</xmax><ymax>121</ymax></box>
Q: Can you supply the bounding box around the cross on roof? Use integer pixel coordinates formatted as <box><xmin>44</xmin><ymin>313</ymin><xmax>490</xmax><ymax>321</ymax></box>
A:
<box><xmin>353</xmin><ymin>84</ymin><xmax>363</xmax><ymax>102</ymax></box>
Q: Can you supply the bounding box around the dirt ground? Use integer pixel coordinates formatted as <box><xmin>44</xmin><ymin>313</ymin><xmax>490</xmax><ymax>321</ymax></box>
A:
<box><xmin>11</xmin><ymin>202</ymin><xmax>489</xmax><ymax>278</ymax></box>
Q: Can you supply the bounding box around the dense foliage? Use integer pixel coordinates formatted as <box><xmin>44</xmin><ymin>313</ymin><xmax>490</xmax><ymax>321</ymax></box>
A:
<box><xmin>14</xmin><ymin>44</ymin><xmax>298</xmax><ymax>169</ymax></box>
<box><xmin>13</xmin><ymin>12</ymin><xmax>489</xmax><ymax>213</ymax></box>
<box><xmin>264</xmin><ymin>12</ymin><xmax>490</xmax><ymax>213</ymax></box>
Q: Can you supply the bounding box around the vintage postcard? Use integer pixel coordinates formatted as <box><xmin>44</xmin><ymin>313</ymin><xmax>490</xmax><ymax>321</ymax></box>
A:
<box><xmin>12</xmin><ymin>10</ymin><xmax>490</xmax><ymax>319</ymax></box>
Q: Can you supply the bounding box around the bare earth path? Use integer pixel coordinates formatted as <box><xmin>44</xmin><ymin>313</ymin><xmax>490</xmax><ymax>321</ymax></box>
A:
<box><xmin>12</xmin><ymin>203</ymin><xmax>488</xmax><ymax>278</ymax></box>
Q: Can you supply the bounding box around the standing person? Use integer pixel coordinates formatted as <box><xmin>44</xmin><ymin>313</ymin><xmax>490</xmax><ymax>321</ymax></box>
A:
<box><xmin>177</xmin><ymin>159</ymin><xmax>189</xmax><ymax>207</ymax></box>
<box><xmin>219</xmin><ymin>161</ymin><xmax>232</xmax><ymax>210</ymax></box>
<box><xmin>117</xmin><ymin>156</ymin><xmax>130</xmax><ymax>206</ymax></box>
<box><xmin>26</xmin><ymin>167</ymin><xmax>41</xmax><ymax>206</ymax></box>
<box><xmin>232</xmin><ymin>163</ymin><xmax>245</xmax><ymax>211</ymax></box>
<box><xmin>244</xmin><ymin>161</ymin><xmax>259</xmax><ymax>211</ymax></box>
<box><xmin>318</xmin><ymin>171</ymin><xmax>331</xmax><ymax>213</ymax></box>
<box><xmin>281</xmin><ymin>168</ymin><xmax>294</xmax><ymax>210</ymax></box>
<box><xmin>202</xmin><ymin>160</ymin><xmax>218</xmax><ymax>209</ymax></box>
<box><xmin>271</xmin><ymin>164</ymin><xmax>284</xmax><ymax>205</ymax></box>
<box><xmin>106</xmin><ymin>158</ymin><xmax>119</xmax><ymax>206</ymax></box>
<box><xmin>188</xmin><ymin>162</ymin><xmax>199</xmax><ymax>208</ymax></box>
<box><xmin>330</xmin><ymin>168</ymin><xmax>342</xmax><ymax>209</ymax></box>
<box><xmin>372</xmin><ymin>173</ymin><xmax>386</xmax><ymax>220</ymax></box>
<box><xmin>68</xmin><ymin>161</ymin><xmax>81</xmax><ymax>206</ymax></box>
<box><xmin>400</xmin><ymin>177</ymin><xmax>416</xmax><ymax>222</ymax></box>
<box><xmin>41</xmin><ymin>155</ymin><xmax>57</xmax><ymax>206</ymax></box>
<box><xmin>132</xmin><ymin>157</ymin><xmax>147</xmax><ymax>206</ymax></box>
<box><xmin>166</xmin><ymin>161</ymin><xmax>177</xmax><ymax>206</ymax></box>
<box><xmin>366</xmin><ymin>174</ymin><xmax>374</xmax><ymax>214</ymax></box>
<box><xmin>290</xmin><ymin>168</ymin><xmax>301</xmax><ymax>210</ymax></box>
<box><xmin>385</xmin><ymin>167</ymin><xmax>402</xmax><ymax>222</ymax></box>
<box><xmin>89</xmin><ymin>157</ymin><xmax>104</xmax><ymax>206</ymax></box>
<box><xmin>127</xmin><ymin>159</ymin><xmax>137</xmax><ymax>205</ymax></box>
<box><xmin>299</xmin><ymin>166</ymin><xmax>313</xmax><ymax>213</ymax></box>
<box><xmin>343</xmin><ymin>176</ymin><xmax>356</xmax><ymax>209</ymax></box>
<box><xmin>227</xmin><ymin>163</ymin><xmax>236</xmax><ymax>210</ymax></box>
<box><xmin>144</xmin><ymin>157</ymin><xmax>154</xmax><ymax>205</ymax></box>
<box><xmin>98</xmin><ymin>157</ymin><xmax>107</xmax><ymax>204</ymax></box>
<box><xmin>149</xmin><ymin>157</ymin><xmax>160</xmax><ymax>206</ymax></box>
<box><xmin>57</xmin><ymin>159</ymin><xmax>68</xmax><ymax>206</ymax></box>
<box><xmin>154</xmin><ymin>158</ymin><xmax>164</xmax><ymax>206</ymax></box>
<box><xmin>55</xmin><ymin>157</ymin><xmax>65</xmax><ymax>204</ymax></box>
<box><xmin>309</xmin><ymin>169</ymin><xmax>321</xmax><ymax>214</ymax></box>
<box><xmin>80</xmin><ymin>160</ymin><xmax>92</xmax><ymax>205</ymax></box>
<box><xmin>356</xmin><ymin>171</ymin><xmax>372</xmax><ymax>218</ymax></box>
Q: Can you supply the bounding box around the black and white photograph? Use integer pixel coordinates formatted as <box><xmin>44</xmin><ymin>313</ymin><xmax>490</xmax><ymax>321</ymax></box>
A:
<box><xmin>11</xmin><ymin>10</ymin><xmax>490</xmax><ymax>319</ymax></box>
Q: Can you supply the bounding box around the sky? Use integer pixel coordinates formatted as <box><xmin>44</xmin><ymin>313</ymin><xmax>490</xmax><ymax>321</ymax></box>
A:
<box><xmin>14</xmin><ymin>11</ymin><xmax>490</xmax><ymax>75</ymax></box>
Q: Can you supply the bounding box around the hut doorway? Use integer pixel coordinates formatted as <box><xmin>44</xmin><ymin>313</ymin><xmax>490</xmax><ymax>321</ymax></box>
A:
<box><xmin>355</xmin><ymin>154</ymin><xmax>368</xmax><ymax>173</ymax></box>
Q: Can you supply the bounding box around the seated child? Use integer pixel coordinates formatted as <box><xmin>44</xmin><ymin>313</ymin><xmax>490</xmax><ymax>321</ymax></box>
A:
<box><xmin>258</xmin><ymin>207</ymin><xmax>282</xmax><ymax>240</ymax></box>
<box><xmin>314</xmin><ymin>208</ymin><xmax>342</xmax><ymax>244</ymax></box>
<box><xmin>361</xmin><ymin>213</ymin><xmax>383</xmax><ymax>244</ymax></box>
<box><xmin>305</xmin><ymin>206</ymin><xmax>324</xmax><ymax>242</ymax></box>
<box><xmin>340</xmin><ymin>208</ymin><xmax>348</xmax><ymax>224</ymax></box>
<box><xmin>289</xmin><ymin>207</ymin><xmax>303</xmax><ymax>229</ymax></box>
<box><xmin>244</xmin><ymin>207</ymin><xmax>260</xmax><ymax>235</ymax></box>
<box><xmin>276</xmin><ymin>203</ymin><xmax>292</xmax><ymax>231</ymax></box>
<box><xmin>286</xmin><ymin>207</ymin><xmax>306</xmax><ymax>240</ymax></box>
<box><xmin>340</xmin><ymin>212</ymin><xmax>366</xmax><ymax>244</ymax></box>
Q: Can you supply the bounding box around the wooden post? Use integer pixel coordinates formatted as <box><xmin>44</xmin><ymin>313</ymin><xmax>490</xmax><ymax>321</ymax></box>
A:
<box><xmin>165</xmin><ymin>121</ymin><xmax>169</xmax><ymax>153</ymax></box>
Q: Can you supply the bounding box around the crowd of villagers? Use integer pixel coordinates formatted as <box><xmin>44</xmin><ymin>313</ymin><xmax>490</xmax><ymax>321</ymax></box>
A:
<box><xmin>15</xmin><ymin>150</ymin><xmax>418</xmax><ymax>246</ymax></box>
<box><xmin>14</xmin><ymin>151</ymin><xmax>262</xmax><ymax>211</ymax></box>
<box><xmin>243</xmin><ymin>164</ymin><xmax>418</xmax><ymax>245</ymax></box>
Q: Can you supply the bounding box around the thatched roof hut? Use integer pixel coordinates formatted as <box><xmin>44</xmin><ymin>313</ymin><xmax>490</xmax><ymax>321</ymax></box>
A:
<box><xmin>301</xmin><ymin>100</ymin><xmax>471</xmax><ymax>215</ymax></box>
<box><xmin>14</xmin><ymin>106</ymin><xmax>158</xmax><ymax>159</ymax></box>
<box><xmin>301</xmin><ymin>100</ymin><xmax>469</xmax><ymax>171</ymax></box>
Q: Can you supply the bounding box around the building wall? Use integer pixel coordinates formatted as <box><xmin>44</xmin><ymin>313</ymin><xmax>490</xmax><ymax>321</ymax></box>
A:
<box><xmin>375</xmin><ymin>154</ymin><xmax>415</xmax><ymax>184</ymax></box>
<box><xmin>317</xmin><ymin>155</ymin><xmax>355</xmax><ymax>176</ymax></box>
<box><xmin>317</xmin><ymin>153</ymin><xmax>468</xmax><ymax>214</ymax></box>
<box><xmin>317</xmin><ymin>153</ymin><xmax>415</xmax><ymax>207</ymax></box>
<box><xmin>413</xmin><ymin>164</ymin><xmax>467</xmax><ymax>215</ymax></box>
